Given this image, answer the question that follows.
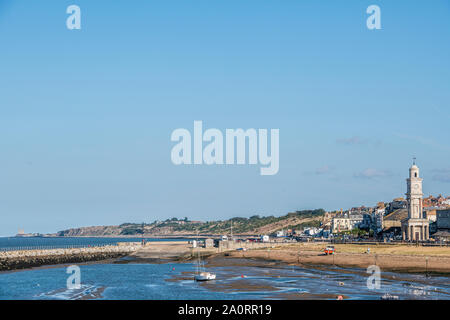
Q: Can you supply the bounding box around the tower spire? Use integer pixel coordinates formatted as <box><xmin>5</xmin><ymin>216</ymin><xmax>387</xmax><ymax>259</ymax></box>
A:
<box><xmin>413</xmin><ymin>157</ymin><xmax>416</xmax><ymax>165</ymax></box>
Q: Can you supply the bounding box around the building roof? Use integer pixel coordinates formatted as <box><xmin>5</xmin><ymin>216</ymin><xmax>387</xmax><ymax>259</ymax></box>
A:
<box><xmin>384</xmin><ymin>209</ymin><xmax>408</xmax><ymax>222</ymax></box>
<box><xmin>433</xmin><ymin>230</ymin><xmax>450</xmax><ymax>238</ymax></box>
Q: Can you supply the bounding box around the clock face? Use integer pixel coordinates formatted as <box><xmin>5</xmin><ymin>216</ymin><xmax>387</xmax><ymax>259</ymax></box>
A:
<box><xmin>413</xmin><ymin>184</ymin><xmax>419</xmax><ymax>190</ymax></box>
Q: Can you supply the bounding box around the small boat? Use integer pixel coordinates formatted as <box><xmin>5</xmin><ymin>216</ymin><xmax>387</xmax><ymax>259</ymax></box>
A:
<box><xmin>194</xmin><ymin>246</ymin><xmax>216</xmax><ymax>282</ymax></box>
<box><xmin>195</xmin><ymin>272</ymin><xmax>217</xmax><ymax>281</ymax></box>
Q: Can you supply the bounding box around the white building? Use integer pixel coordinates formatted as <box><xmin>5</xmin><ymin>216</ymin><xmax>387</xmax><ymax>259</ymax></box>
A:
<box><xmin>372</xmin><ymin>211</ymin><xmax>383</xmax><ymax>233</ymax></box>
<box><xmin>304</xmin><ymin>227</ymin><xmax>321</xmax><ymax>236</ymax></box>
<box><xmin>349</xmin><ymin>213</ymin><xmax>364</xmax><ymax>229</ymax></box>
<box><xmin>401</xmin><ymin>161</ymin><xmax>430</xmax><ymax>241</ymax></box>
<box><xmin>332</xmin><ymin>216</ymin><xmax>351</xmax><ymax>233</ymax></box>
<box><xmin>276</xmin><ymin>230</ymin><xmax>285</xmax><ymax>237</ymax></box>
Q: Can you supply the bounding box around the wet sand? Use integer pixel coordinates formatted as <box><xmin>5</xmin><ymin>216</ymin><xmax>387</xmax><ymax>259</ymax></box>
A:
<box><xmin>129</xmin><ymin>241</ymin><xmax>450</xmax><ymax>275</ymax></box>
<box><xmin>129</xmin><ymin>242</ymin><xmax>215</xmax><ymax>260</ymax></box>
<box><xmin>219</xmin><ymin>243</ymin><xmax>450</xmax><ymax>275</ymax></box>
<box><xmin>9</xmin><ymin>248</ymin><xmax>448</xmax><ymax>300</ymax></box>
<box><xmin>270</xmin><ymin>292</ymin><xmax>349</xmax><ymax>300</ymax></box>
<box><xmin>163</xmin><ymin>255</ymin><xmax>450</xmax><ymax>300</ymax></box>
<box><xmin>204</xmin><ymin>254</ymin><xmax>443</xmax><ymax>287</ymax></box>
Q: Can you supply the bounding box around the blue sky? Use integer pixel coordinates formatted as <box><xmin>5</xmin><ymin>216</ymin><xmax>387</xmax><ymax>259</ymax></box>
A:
<box><xmin>0</xmin><ymin>0</ymin><xmax>449</xmax><ymax>236</ymax></box>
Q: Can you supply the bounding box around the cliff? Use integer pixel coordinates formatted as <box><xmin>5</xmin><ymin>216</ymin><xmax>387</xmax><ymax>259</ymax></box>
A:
<box><xmin>52</xmin><ymin>209</ymin><xmax>326</xmax><ymax>237</ymax></box>
<box><xmin>56</xmin><ymin>226</ymin><xmax>122</xmax><ymax>237</ymax></box>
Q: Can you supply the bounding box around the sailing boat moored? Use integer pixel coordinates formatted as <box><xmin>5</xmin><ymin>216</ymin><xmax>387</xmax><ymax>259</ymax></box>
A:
<box><xmin>194</xmin><ymin>247</ymin><xmax>216</xmax><ymax>281</ymax></box>
<box><xmin>195</xmin><ymin>271</ymin><xmax>216</xmax><ymax>281</ymax></box>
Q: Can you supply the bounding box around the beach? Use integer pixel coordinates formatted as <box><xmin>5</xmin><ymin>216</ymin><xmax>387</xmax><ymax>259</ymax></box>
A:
<box><xmin>218</xmin><ymin>243</ymin><xmax>450</xmax><ymax>275</ymax></box>
<box><xmin>3</xmin><ymin>239</ymin><xmax>450</xmax><ymax>275</ymax></box>
<box><xmin>128</xmin><ymin>240</ymin><xmax>450</xmax><ymax>275</ymax></box>
<box><xmin>1</xmin><ymin>240</ymin><xmax>450</xmax><ymax>300</ymax></box>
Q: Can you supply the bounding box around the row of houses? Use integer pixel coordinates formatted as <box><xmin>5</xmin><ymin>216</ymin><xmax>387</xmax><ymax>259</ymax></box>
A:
<box><xmin>328</xmin><ymin>197</ymin><xmax>450</xmax><ymax>240</ymax></box>
<box><xmin>328</xmin><ymin>204</ymin><xmax>385</xmax><ymax>234</ymax></box>
<box><xmin>274</xmin><ymin>208</ymin><xmax>449</xmax><ymax>241</ymax></box>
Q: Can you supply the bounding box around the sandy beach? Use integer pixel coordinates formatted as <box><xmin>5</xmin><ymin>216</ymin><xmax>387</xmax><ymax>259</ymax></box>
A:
<box><xmin>2</xmin><ymin>241</ymin><xmax>450</xmax><ymax>300</ymax></box>
<box><xmin>130</xmin><ymin>241</ymin><xmax>450</xmax><ymax>275</ymax></box>
<box><xmin>3</xmin><ymin>240</ymin><xmax>450</xmax><ymax>276</ymax></box>
<box><xmin>218</xmin><ymin>243</ymin><xmax>450</xmax><ymax>275</ymax></box>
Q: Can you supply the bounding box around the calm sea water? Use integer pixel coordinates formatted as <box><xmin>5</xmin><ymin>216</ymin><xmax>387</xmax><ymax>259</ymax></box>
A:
<box><xmin>0</xmin><ymin>237</ymin><xmax>187</xmax><ymax>251</ymax></box>
<box><xmin>1</xmin><ymin>259</ymin><xmax>449</xmax><ymax>300</ymax></box>
<box><xmin>1</xmin><ymin>237</ymin><xmax>449</xmax><ymax>300</ymax></box>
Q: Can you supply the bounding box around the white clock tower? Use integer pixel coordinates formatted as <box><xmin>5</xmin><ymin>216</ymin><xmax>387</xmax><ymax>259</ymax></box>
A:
<box><xmin>402</xmin><ymin>159</ymin><xmax>429</xmax><ymax>241</ymax></box>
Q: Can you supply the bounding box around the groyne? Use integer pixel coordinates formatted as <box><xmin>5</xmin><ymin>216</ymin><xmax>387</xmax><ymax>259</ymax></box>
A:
<box><xmin>0</xmin><ymin>245</ymin><xmax>139</xmax><ymax>271</ymax></box>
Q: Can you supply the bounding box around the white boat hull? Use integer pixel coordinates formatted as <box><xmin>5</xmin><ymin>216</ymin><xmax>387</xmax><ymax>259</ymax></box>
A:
<box><xmin>195</xmin><ymin>272</ymin><xmax>216</xmax><ymax>281</ymax></box>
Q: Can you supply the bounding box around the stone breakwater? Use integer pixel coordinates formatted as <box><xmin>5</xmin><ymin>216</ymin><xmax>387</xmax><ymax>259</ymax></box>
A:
<box><xmin>0</xmin><ymin>245</ymin><xmax>139</xmax><ymax>271</ymax></box>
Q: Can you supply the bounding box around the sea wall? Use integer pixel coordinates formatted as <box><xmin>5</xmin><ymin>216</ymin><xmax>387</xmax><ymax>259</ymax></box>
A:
<box><xmin>217</xmin><ymin>240</ymin><xmax>293</xmax><ymax>251</ymax></box>
<box><xmin>0</xmin><ymin>245</ymin><xmax>139</xmax><ymax>271</ymax></box>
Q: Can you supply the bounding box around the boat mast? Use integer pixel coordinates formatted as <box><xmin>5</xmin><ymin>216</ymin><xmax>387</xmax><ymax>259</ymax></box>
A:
<box><xmin>231</xmin><ymin>220</ymin><xmax>233</xmax><ymax>240</ymax></box>
<box><xmin>196</xmin><ymin>232</ymin><xmax>200</xmax><ymax>275</ymax></box>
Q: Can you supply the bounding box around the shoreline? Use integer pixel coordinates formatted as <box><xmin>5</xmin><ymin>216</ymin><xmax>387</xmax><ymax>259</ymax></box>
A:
<box><xmin>2</xmin><ymin>241</ymin><xmax>450</xmax><ymax>276</ymax></box>
<box><xmin>2</xmin><ymin>235</ymin><xmax>203</xmax><ymax>239</ymax></box>
<box><xmin>4</xmin><ymin>234</ymin><xmax>237</xmax><ymax>239</ymax></box>
<box><xmin>216</xmin><ymin>243</ymin><xmax>450</xmax><ymax>275</ymax></box>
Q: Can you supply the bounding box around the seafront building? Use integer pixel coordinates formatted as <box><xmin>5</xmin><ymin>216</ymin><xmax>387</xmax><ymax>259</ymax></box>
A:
<box><xmin>328</xmin><ymin>161</ymin><xmax>450</xmax><ymax>241</ymax></box>
<box><xmin>371</xmin><ymin>211</ymin><xmax>384</xmax><ymax>233</ymax></box>
<box><xmin>331</xmin><ymin>216</ymin><xmax>351</xmax><ymax>233</ymax></box>
<box><xmin>437</xmin><ymin>209</ymin><xmax>450</xmax><ymax>229</ymax></box>
<box><xmin>433</xmin><ymin>209</ymin><xmax>450</xmax><ymax>241</ymax></box>
<box><xmin>331</xmin><ymin>213</ymin><xmax>364</xmax><ymax>233</ymax></box>
<box><xmin>401</xmin><ymin>162</ymin><xmax>430</xmax><ymax>241</ymax></box>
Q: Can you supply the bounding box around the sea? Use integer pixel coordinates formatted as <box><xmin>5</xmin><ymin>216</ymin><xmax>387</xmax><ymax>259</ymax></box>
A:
<box><xmin>1</xmin><ymin>237</ymin><xmax>449</xmax><ymax>300</ymax></box>
<box><xmin>0</xmin><ymin>236</ymin><xmax>183</xmax><ymax>251</ymax></box>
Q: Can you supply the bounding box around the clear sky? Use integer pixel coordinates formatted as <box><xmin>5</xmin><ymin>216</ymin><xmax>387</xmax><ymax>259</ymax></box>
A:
<box><xmin>0</xmin><ymin>0</ymin><xmax>449</xmax><ymax>236</ymax></box>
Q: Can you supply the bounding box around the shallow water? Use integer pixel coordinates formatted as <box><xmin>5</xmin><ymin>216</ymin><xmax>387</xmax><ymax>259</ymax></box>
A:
<box><xmin>0</xmin><ymin>258</ymin><xmax>449</xmax><ymax>300</ymax></box>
